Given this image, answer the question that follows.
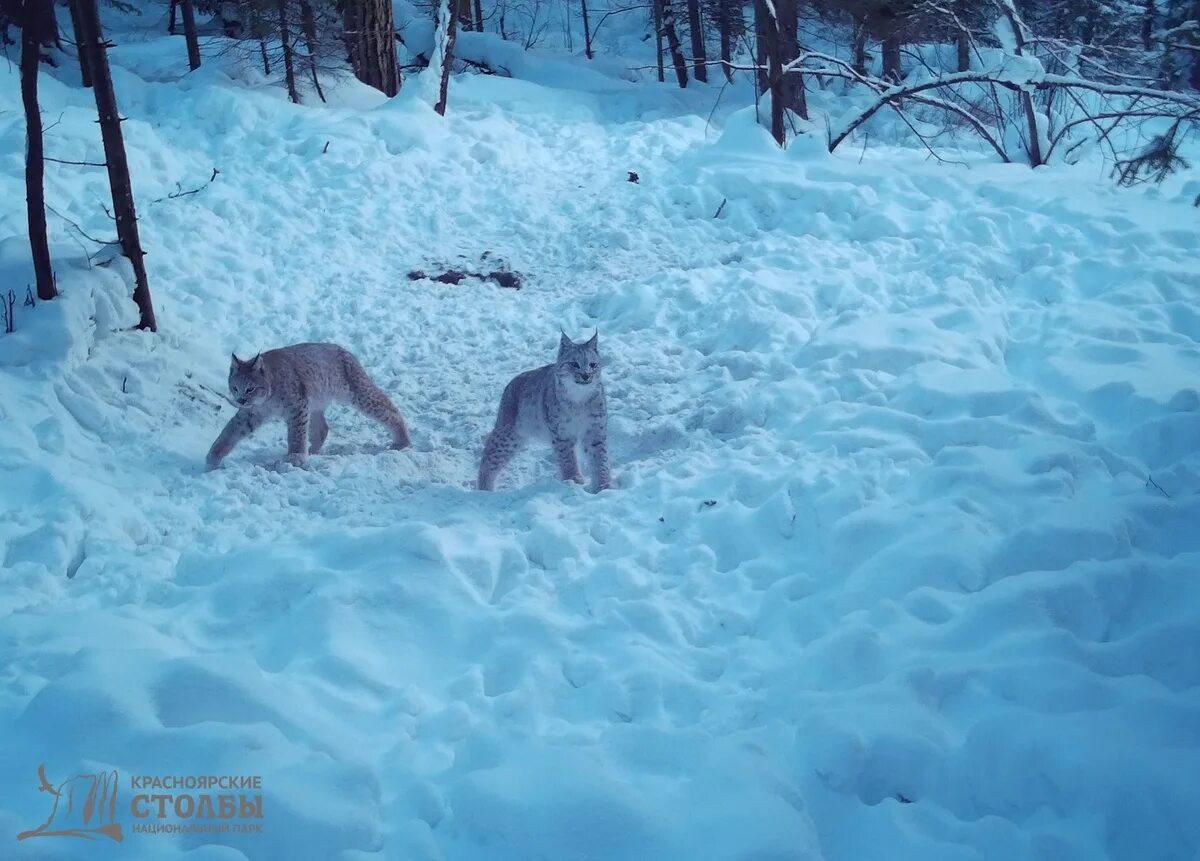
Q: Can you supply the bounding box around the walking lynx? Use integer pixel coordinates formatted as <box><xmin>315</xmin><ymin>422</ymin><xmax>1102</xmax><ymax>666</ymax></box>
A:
<box><xmin>478</xmin><ymin>331</ymin><xmax>611</xmax><ymax>492</ymax></box>
<box><xmin>205</xmin><ymin>342</ymin><xmax>411</xmax><ymax>470</ymax></box>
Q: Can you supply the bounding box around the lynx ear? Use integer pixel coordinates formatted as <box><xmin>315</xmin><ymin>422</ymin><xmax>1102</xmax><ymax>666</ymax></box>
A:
<box><xmin>249</xmin><ymin>353</ymin><xmax>264</xmax><ymax>372</ymax></box>
<box><xmin>231</xmin><ymin>352</ymin><xmax>242</xmax><ymax>368</ymax></box>
<box><xmin>585</xmin><ymin>330</ymin><xmax>598</xmax><ymax>348</ymax></box>
<box><xmin>559</xmin><ymin>331</ymin><xmax>573</xmax><ymax>353</ymax></box>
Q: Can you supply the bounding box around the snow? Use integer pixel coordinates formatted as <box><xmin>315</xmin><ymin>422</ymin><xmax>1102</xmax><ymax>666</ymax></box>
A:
<box><xmin>2</xmin><ymin>6</ymin><xmax>1200</xmax><ymax>861</ymax></box>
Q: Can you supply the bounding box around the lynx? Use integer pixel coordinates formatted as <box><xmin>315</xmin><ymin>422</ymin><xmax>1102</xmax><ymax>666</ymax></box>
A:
<box><xmin>205</xmin><ymin>342</ymin><xmax>411</xmax><ymax>470</ymax></box>
<box><xmin>478</xmin><ymin>331</ymin><xmax>611</xmax><ymax>492</ymax></box>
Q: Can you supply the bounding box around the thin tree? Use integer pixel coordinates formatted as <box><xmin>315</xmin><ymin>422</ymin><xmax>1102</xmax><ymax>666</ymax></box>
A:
<box><xmin>181</xmin><ymin>0</ymin><xmax>201</xmax><ymax>70</ymax></box>
<box><xmin>278</xmin><ymin>0</ymin><xmax>300</xmax><ymax>102</ymax></box>
<box><xmin>755</xmin><ymin>0</ymin><xmax>784</xmax><ymax>142</ymax></box>
<box><xmin>473</xmin><ymin>0</ymin><xmax>483</xmax><ymax>31</ymax></box>
<box><xmin>68</xmin><ymin>0</ymin><xmax>93</xmax><ymax>87</ymax></box>
<box><xmin>76</xmin><ymin>0</ymin><xmax>157</xmax><ymax>330</ymax></box>
<box><xmin>653</xmin><ymin>0</ymin><xmax>665</xmax><ymax>81</ymax></box>
<box><xmin>660</xmin><ymin>0</ymin><xmax>689</xmax><ymax>86</ymax></box>
<box><xmin>432</xmin><ymin>0</ymin><xmax>459</xmax><ymax>114</ymax></box>
<box><xmin>778</xmin><ymin>0</ymin><xmax>806</xmax><ymax>119</ymax></box>
<box><xmin>581</xmin><ymin>0</ymin><xmax>593</xmax><ymax>58</ymax></box>
<box><xmin>687</xmin><ymin>0</ymin><xmax>707</xmax><ymax>81</ymax></box>
<box><xmin>22</xmin><ymin>0</ymin><xmax>56</xmax><ymax>300</ymax></box>
<box><xmin>299</xmin><ymin>0</ymin><xmax>326</xmax><ymax>100</ymax></box>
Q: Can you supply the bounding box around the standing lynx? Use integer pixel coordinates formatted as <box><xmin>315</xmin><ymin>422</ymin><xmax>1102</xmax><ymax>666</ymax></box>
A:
<box><xmin>206</xmin><ymin>342</ymin><xmax>411</xmax><ymax>470</ymax></box>
<box><xmin>478</xmin><ymin>331</ymin><xmax>611</xmax><ymax>492</ymax></box>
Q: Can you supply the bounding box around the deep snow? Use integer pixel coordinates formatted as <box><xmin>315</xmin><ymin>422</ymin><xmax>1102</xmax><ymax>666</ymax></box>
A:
<box><xmin>1</xmin><ymin>7</ymin><xmax>1200</xmax><ymax>861</ymax></box>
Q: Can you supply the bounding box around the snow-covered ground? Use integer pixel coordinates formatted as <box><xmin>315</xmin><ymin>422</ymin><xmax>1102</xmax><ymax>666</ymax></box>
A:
<box><xmin>2</xmin><ymin>9</ymin><xmax>1199</xmax><ymax>861</ymax></box>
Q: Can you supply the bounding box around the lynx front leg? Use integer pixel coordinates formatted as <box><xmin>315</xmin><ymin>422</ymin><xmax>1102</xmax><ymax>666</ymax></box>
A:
<box><xmin>478</xmin><ymin>426</ymin><xmax>520</xmax><ymax>491</ymax></box>
<box><xmin>286</xmin><ymin>405</ymin><xmax>310</xmax><ymax>467</ymax></box>
<box><xmin>309</xmin><ymin>410</ymin><xmax>329</xmax><ymax>454</ymax></box>
<box><xmin>584</xmin><ymin>424</ymin><xmax>611</xmax><ymax>491</ymax></box>
<box><xmin>206</xmin><ymin>409</ymin><xmax>265</xmax><ymax>470</ymax></box>
<box><xmin>552</xmin><ymin>435</ymin><xmax>585</xmax><ymax>485</ymax></box>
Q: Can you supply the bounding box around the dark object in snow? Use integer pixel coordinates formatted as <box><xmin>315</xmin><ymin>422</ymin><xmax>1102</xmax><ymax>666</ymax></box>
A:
<box><xmin>627</xmin><ymin>171</ymin><xmax>639</xmax><ymax>183</ymax></box>
<box><xmin>1113</xmin><ymin>120</ymin><xmax>1190</xmax><ymax>188</ymax></box>
<box><xmin>407</xmin><ymin>267</ymin><xmax>522</xmax><ymax>290</ymax></box>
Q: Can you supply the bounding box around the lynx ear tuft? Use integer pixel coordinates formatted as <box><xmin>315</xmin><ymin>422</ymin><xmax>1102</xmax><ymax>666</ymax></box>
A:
<box><xmin>231</xmin><ymin>352</ymin><xmax>242</xmax><ymax>367</ymax></box>
<box><xmin>559</xmin><ymin>331</ymin><xmax>573</xmax><ymax>353</ymax></box>
<box><xmin>249</xmin><ymin>353</ymin><xmax>265</xmax><ymax>371</ymax></box>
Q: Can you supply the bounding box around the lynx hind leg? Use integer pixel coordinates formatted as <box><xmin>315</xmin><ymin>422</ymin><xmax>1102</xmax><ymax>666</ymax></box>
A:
<box><xmin>309</xmin><ymin>410</ymin><xmax>330</xmax><ymax>454</ymax></box>
<box><xmin>344</xmin><ymin>357</ymin><xmax>412</xmax><ymax>449</ymax></box>
<box><xmin>479</xmin><ymin>426</ymin><xmax>520</xmax><ymax>491</ymax></box>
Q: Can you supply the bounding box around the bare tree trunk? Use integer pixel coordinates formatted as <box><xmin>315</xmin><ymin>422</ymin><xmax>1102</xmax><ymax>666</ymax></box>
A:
<box><xmin>754</xmin><ymin>0</ymin><xmax>784</xmax><ymax>143</ymax></box>
<box><xmin>717</xmin><ymin>0</ymin><xmax>732</xmax><ymax>82</ymax></box>
<box><xmin>851</xmin><ymin>18</ymin><xmax>867</xmax><ymax>74</ymax></box>
<box><xmin>433</xmin><ymin>0</ymin><xmax>459</xmax><ymax>114</ymax></box>
<box><xmin>300</xmin><ymin>0</ymin><xmax>325</xmax><ymax>101</ymax></box>
<box><xmin>68</xmin><ymin>0</ymin><xmax>93</xmax><ymax>86</ymax></box>
<box><xmin>659</xmin><ymin>0</ymin><xmax>688</xmax><ymax>87</ymax></box>
<box><xmin>181</xmin><ymin>0</ymin><xmax>201</xmax><ymax>70</ymax></box>
<box><xmin>278</xmin><ymin>0</ymin><xmax>299</xmax><ymax>102</ymax></box>
<box><xmin>755</xmin><ymin>0</ymin><xmax>768</xmax><ymax>95</ymax></box>
<box><xmin>997</xmin><ymin>3</ymin><xmax>1043</xmax><ymax>166</ymax></box>
<box><xmin>653</xmin><ymin>0</ymin><xmax>664</xmax><ymax>81</ymax></box>
<box><xmin>1142</xmin><ymin>0</ymin><xmax>1154</xmax><ymax>51</ymax></box>
<box><xmin>955</xmin><ymin>0</ymin><xmax>970</xmax><ymax>70</ymax></box>
<box><xmin>581</xmin><ymin>0</ymin><xmax>593</xmax><ymax>58</ymax></box>
<box><xmin>168</xmin><ymin>0</ymin><xmax>177</xmax><ymax>33</ymax></box>
<box><xmin>881</xmin><ymin>33</ymin><xmax>902</xmax><ymax>81</ymax></box>
<box><xmin>778</xmin><ymin>0</ymin><xmax>805</xmax><ymax>119</ymax></box>
<box><xmin>344</xmin><ymin>0</ymin><xmax>400</xmax><ymax>96</ymax></box>
<box><xmin>259</xmin><ymin>38</ymin><xmax>271</xmax><ymax>73</ymax></box>
<box><xmin>473</xmin><ymin>0</ymin><xmax>483</xmax><ymax>30</ymax></box>
<box><xmin>1191</xmin><ymin>0</ymin><xmax>1200</xmax><ymax>91</ymax></box>
<box><xmin>22</xmin><ymin>0</ymin><xmax>56</xmax><ymax>301</ymax></box>
<box><xmin>687</xmin><ymin>0</ymin><xmax>706</xmax><ymax>82</ymax></box>
<box><xmin>76</xmin><ymin>0</ymin><xmax>157</xmax><ymax>331</ymax></box>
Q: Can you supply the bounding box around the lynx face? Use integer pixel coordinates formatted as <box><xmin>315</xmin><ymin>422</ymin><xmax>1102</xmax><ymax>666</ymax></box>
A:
<box><xmin>228</xmin><ymin>353</ymin><xmax>269</xmax><ymax>408</ymax></box>
<box><xmin>555</xmin><ymin>332</ymin><xmax>601</xmax><ymax>394</ymax></box>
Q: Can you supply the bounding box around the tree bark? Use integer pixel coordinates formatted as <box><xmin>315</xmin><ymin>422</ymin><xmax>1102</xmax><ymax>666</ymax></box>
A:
<box><xmin>300</xmin><ymin>0</ymin><xmax>325</xmax><ymax>101</ymax></box>
<box><xmin>22</xmin><ymin>0</ymin><xmax>56</xmax><ymax>301</ymax></box>
<box><xmin>653</xmin><ymin>0</ymin><xmax>664</xmax><ymax>81</ymax></box>
<box><xmin>687</xmin><ymin>0</ymin><xmax>706</xmax><ymax>82</ymax></box>
<box><xmin>76</xmin><ymin>0</ymin><xmax>157</xmax><ymax>331</ymax></box>
<box><xmin>717</xmin><ymin>0</ymin><xmax>732</xmax><ymax>82</ymax></box>
<box><xmin>955</xmin><ymin>0</ymin><xmax>970</xmax><ymax>70</ymax></box>
<box><xmin>754</xmin><ymin>0</ymin><xmax>784</xmax><ymax>144</ymax></box>
<box><xmin>581</xmin><ymin>0</ymin><xmax>593</xmax><ymax>58</ymax></box>
<box><xmin>68</xmin><ymin>0</ymin><xmax>93</xmax><ymax>86</ymax></box>
<box><xmin>181</xmin><ymin>0</ymin><xmax>201</xmax><ymax>70</ymax></box>
<box><xmin>260</xmin><ymin>38</ymin><xmax>271</xmax><ymax>74</ymax></box>
<box><xmin>998</xmin><ymin>3</ymin><xmax>1043</xmax><ymax>166</ymax></box>
<box><xmin>852</xmin><ymin>17</ymin><xmax>867</xmax><ymax>75</ymax></box>
<box><xmin>473</xmin><ymin>0</ymin><xmax>483</xmax><ymax>31</ymax></box>
<box><xmin>659</xmin><ymin>0</ymin><xmax>688</xmax><ymax>87</ymax></box>
<box><xmin>881</xmin><ymin>33</ymin><xmax>902</xmax><ymax>82</ymax></box>
<box><xmin>344</xmin><ymin>0</ymin><xmax>401</xmax><ymax>96</ymax></box>
<box><xmin>278</xmin><ymin>0</ymin><xmax>299</xmax><ymax>102</ymax></box>
<box><xmin>168</xmin><ymin>0</ymin><xmax>177</xmax><ymax>33</ymax></box>
<box><xmin>777</xmin><ymin>0</ymin><xmax>805</xmax><ymax>119</ymax></box>
<box><xmin>433</xmin><ymin>0</ymin><xmax>459</xmax><ymax>114</ymax></box>
<box><xmin>1142</xmin><ymin>0</ymin><xmax>1154</xmax><ymax>51</ymax></box>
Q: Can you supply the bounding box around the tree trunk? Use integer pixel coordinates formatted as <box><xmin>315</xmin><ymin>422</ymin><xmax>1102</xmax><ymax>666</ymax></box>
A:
<box><xmin>181</xmin><ymin>0</ymin><xmax>201</xmax><ymax>70</ymax></box>
<box><xmin>168</xmin><ymin>0</ymin><xmax>177</xmax><ymax>33</ymax></box>
<box><xmin>473</xmin><ymin>0</ymin><xmax>483</xmax><ymax>30</ymax></box>
<box><xmin>260</xmin><ymin>38</ymin><xmax>271</xmax><ymax>73</ymax></box>
<box><xmin>653</xmin><ymin>0</ymin><xmax>664</xmax><ymax>81</ymax></box>
<box><xmin>955</xmin><ymin>0</ymin><xmax>970</xmax><ymax>70</ymax></box>
<box><xmin>433</xmin><ymin>0</ymin><xmax>459</xmax><ymax>115</ymax></box>
<box><xmin>581</xmin><ymin>0</ymin><xmax>592</xmax><ymax>58</ymax></box>
<box><xmin>687</xmin><ymin>0</ymin><xmax>706</xmax><ymax>82</ymax></box>
<box><xmin>1191</xmin><ymin>0</ymin><xmax>1200</xmax><ymax>91</ymax></box>
<box><xmin>68</xmin><ymin>0</ymin><xmax>93</xmax><ymax>86</ymax></box>
<box><xmin>881</xmin><ymin>33</ymin><xmax>902</xmax><ymax>82</ymax></box>
<box><xmin>344</xmin><ymin>0</ymin><xmax>401</xmax><ymax>96</ymax></box>
<box><xmin>76</xmin><ymin>0</ymin><xmax>157</xmax><ymax>330</ymax></box>
<box><xmin>754</xmin><ymin>0</ymin><xmax>769</xmax><ymax>97</ymax></box>
<box><xmin>777</xmin><ymin>0</ymin><xmax>805</xmax><ymax>119</ymax></box>
<box><xmin>997</xmin><ymin>3</ymin><xmax>1043</xmax><ymax>166</ymax></box>
<box><xmin>278</xmin><ymin>0</ymin><xmax>299</xmax><ymax>102</ymax></box>
<box><xmin>659</xmin><ymin>0</ymin><xmax>688</xmax><ymax>87</ymax></box>
<box><xmin>754</xmin><ymin>0</ymin><xmax>784</xmax><ymax>144</ymax></box>
<box><xmin>22</xmin><ymin>0</ymin><xmax>56</xmax><ymax>301</ymax></box>
<box><xmin>1142</xmin><ymin>0</ymin><xmax>1154</xmax><ymax>51</ymax></box>
<box><xmin>300</xmin><ymin>0</ymin><xmax>325</xmax><ymax>101</ymax></box>
<box><xmin>717</xmin><ymin>0</ymin><xmax>732</xmax><ymax>82</ymax></box>
<box><xmin>852</xmin><ymin>17</ymin><xmax>867</xmax><ymax>75</ymax></box>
